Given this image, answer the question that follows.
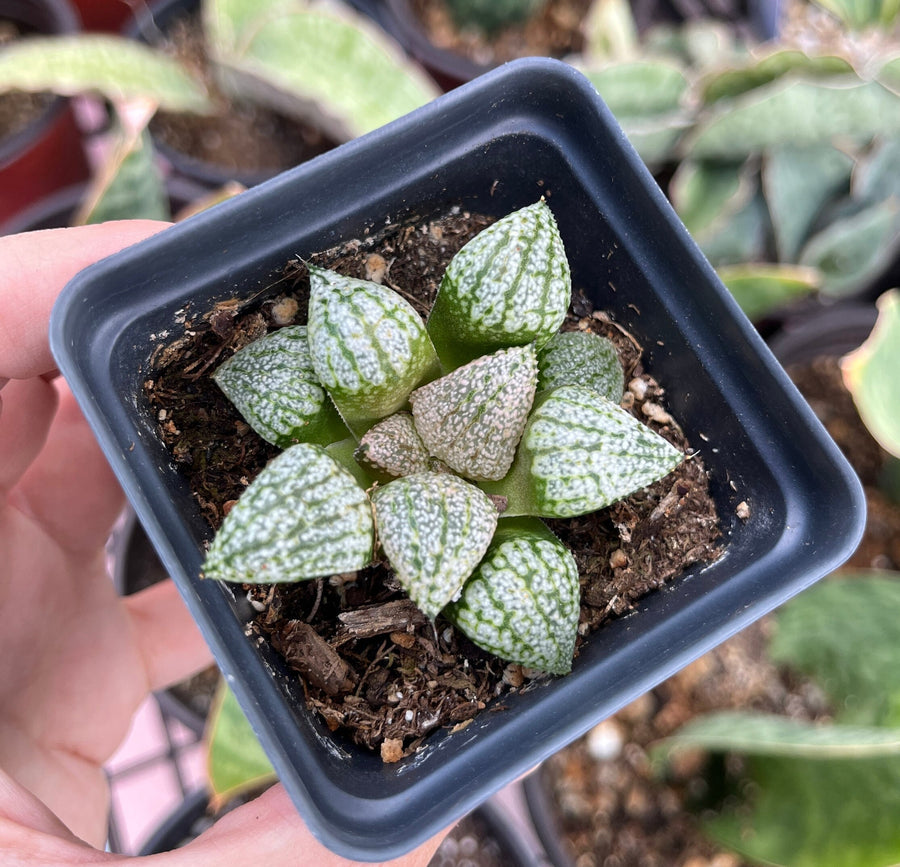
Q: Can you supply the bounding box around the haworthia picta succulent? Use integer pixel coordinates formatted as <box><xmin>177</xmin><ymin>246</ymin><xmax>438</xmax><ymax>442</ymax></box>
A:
<box><xmin>213</xmin><ymin>325</ymin><xmax>348</xmax><ymax>448</ymax></box>
<box><xmin>444</xmin><ymin>518</ymin><xmax>580</xmax><ymax>675</ymax></box>
<box><xmin>486</xmin><ymin>384</ymin><xmax>683</xmax><ymax>518</ymax></box>
<box><xmin>202</xmin><ymin>443</ymin><xmax>374</xmax><ymax>583</ymax></box>
<box><xmin>409</xmin><ymin>344</ymin><xmax>538</xmax><ymax>481</ymax></box>
<box><xmin>355</xmin><ymin>412</ymin><xmax>431</xmax><ymax>478</ymax></box>
<box><xmin>371</xmin><ymin>472</ymin><xmax>499</xmax><ymax>620</ymax></box>
<box><xmin>426</xmin><ymin>200</ymin><xmax>571</xmax><ymax>369</ymax></box>
<box><xmin>536</xmin><ymin>331</ymin><xmax>625</xmax><ymax>401</ymax></box>
<box><xmin>307</xmin><ymin>265</ymin><xmax>440</xmax><ymax>436</ymax></box>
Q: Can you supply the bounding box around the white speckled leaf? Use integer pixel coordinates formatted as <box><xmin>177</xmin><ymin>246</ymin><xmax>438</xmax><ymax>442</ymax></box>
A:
<box><xmin>488</xmin><ymin>385</ymin><xmax>683</xmax><ymax>518</ymax></box>
<box><xmin>213</xmin><ymin>325</ymin><xmax>347</xmax><ymax>447</ymax></box>
<box><xmin>537</xmin><ymin>331</ymin><xmax>624</xmax><ymax>401</ymax></box>
<box><xmin>427</xmin><ymin>201</ymin><xmax>571</xmax><ymax>369</ymax></box>
<box><xmin>409</xmin><ymin>345</ymin><xmax>538</xmax><ymax>481</ymax></box>
<box><xmin>371</xmin><ymin>473</ymin><xmax>499</xmax><ymax>620</ymax></box>
<box><xmin>444</xmin><ymin>518</ymin><xmax>580</xmax><ymax>675</ymax></box>
<box><xmin>355</xmin><ymin>412</ymin><xmax>431</xmax><ymax>478</ymax></box>
<box><xmin>307</xmin><ymin>265</ymin><xmax>440</xmax><ymax>436</ymax></box>
<box><xmin>203</xmin><ymin>443</ymin><xmax>374</xmax><ymax>583</ymax></box>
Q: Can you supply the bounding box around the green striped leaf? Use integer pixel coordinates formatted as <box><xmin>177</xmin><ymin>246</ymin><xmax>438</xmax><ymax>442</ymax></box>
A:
<box><xmin>486</xmin><ymin>385</ymin><xmax>683</xmax><ymax>518</ymax></box>
<box><xmin>410</xmin><ymin>345</ymin><xmax>538</xmax><ymax>482</ymax></box>
<box><xmin>307</xmin><ymin>266</ymin><xmax>440</xmax><ymax>437</ymax></box>
<box><xmin>354</xmin><ymin>412</ymin><xmax>430</xmax><ymax>478</ymax></box>
<box><xmin>444</xmin><ymin>518</ymin><xmax>580</xmax><ymax>675</ymax></box>
<box><xmin>536</xmin><ymin>332</ymin><xmax>624</xmax><ymax>401</ymax></box>
<box><xmin>203</xmin><ymin>443</ymin><xmax>373</xmax><ymax>583</ymax></box>
<box><xmin>427</xmin><ymin>201</ymin><xmax>571</xmax><ymax>369</ymax></box>
<box><xmin>371</xmin><ymin>473</ymin><xmax>499</xmax><ymax>620</ymax></box>
<box><xmin>213</xmin><ymin>325</ymin><xmax>348</xmax><ymax>448</ymax></box>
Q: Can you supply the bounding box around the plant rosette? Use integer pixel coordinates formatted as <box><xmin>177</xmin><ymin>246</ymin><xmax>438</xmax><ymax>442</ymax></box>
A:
<box><xmin>50</xmin><ymin>59</ymin><xmax>865</xmax><ymax>860</ymax></box>
<box><xmin>202</xmin><ymin>200</ymin><xmax>684</xmax><ymax>677</ymax></box>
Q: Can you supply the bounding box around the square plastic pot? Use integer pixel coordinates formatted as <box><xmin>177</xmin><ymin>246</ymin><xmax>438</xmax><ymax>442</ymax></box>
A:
<box><xmin>50</xmin><ymin>57</ymin><xmax>865</xmax><ymax>861</ymax></box>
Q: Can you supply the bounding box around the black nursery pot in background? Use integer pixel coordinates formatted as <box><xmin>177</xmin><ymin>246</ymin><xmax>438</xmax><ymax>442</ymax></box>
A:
<box><xmin>50</xmin><ymin>58</ymin><xmax>864</xmax><ymax>860</ymax></box>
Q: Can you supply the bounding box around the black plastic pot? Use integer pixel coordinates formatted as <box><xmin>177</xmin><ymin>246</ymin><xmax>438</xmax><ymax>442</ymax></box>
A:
<box><xmin>50</xmin><ymin>58</ymin><xmax>864</xmax><ymax>860</ymax></box>
<box><xmin>0</xmin><ymin>0</ymin><xmax>91</xmax><ymax>232</ymax></box>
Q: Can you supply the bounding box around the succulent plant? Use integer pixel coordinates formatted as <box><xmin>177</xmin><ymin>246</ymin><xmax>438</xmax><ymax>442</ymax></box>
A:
<box><xmin>202</xmin><ymin>200</ymin><xmax>683</xmax><ymax>675</ymax></box>
<box><xmin>441</xmin><ymin>0</ymin><xmax>547</xmax><ymax>36</ymax></box>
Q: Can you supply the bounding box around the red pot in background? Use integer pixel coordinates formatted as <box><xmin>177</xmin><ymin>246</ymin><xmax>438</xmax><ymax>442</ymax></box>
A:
<box><xmin>0</xmin><ymin>0</ymin><xmax>91</xmax><ymax>233</ymax></box>
<box><xmin>69</xmin><ymin>0</ymin><xmax>135</xmax><ymax>31</ymax></box>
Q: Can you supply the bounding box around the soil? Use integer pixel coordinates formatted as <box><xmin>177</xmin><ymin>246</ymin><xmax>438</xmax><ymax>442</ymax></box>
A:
<box><xmin>148</xmin><ymin>12</ymin><xmax>333</xmax><ymax>177</ymax></box>
<box><xmin>0</xmin><ymin>20</ymin><xmax>54</xmax><ymax>143</ymax></box>
<box><xmin>534</xmin><ymin>348</ymin><xmax>900</xmax><ymax>867</ymax></box>
<box><xmin>143</xmin><ymin>207</ymin><xmax>723</xmax><ymax>761</ymax></box>
<box><xmin>408</xmin><ymin>0</ymin><xmax>757</xmax><ymax>70</ymax></box>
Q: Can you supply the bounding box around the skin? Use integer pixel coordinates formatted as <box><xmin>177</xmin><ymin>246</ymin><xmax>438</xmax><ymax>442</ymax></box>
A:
<box><xmin>0</xmin><ymin>222</ymin><xmax>447</xmax><ymax>866</ymax></box>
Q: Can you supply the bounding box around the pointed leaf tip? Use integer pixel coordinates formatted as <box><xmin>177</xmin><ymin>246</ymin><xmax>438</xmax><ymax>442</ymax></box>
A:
<box><xmin>371</xmin><ymin>473</ymin><xmax>499</xmax><ymax>620</ymax></box>
<box><xmin>537</xmin><ymin>331</ymin><xmax>624</xmax><ymax>400</ymax></box>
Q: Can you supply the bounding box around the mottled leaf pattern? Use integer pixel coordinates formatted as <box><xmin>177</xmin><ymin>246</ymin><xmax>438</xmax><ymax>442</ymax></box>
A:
<box><xmin>371</xmin><ymin>473</ymin><xmax>498</xmax><ymax>619</ymax></box>
<box><xmin>427</xmin><ymin>200</ymin><xmax>570</xmax><ymax>368</ymax></box>
<box><xmin>307</xmin><ymin>265</ymin><xmax>440</xmax><ymax>436</ymax></box>
<box><xmin>490</xmin><ymin>385</ymin><xmax>683</xmax><ymax>518</ymax></box>
<box><xmin>355</xmin><ymin>412</ymin><xmax>430</xmax><ymax>478</ymax></box>
<box><xmin>213</xmin><ymin>325</ymin><xmax>347</xmax><ymax>447</ymax></box>
<box><xmin>410</xmin><ymin>345</ymin><xmax>538</xmax><ymax>481</ymax></box>
<box><xmin>203</xmin><ymin>443</ymin><xmax>373</xmax><ymax>583</ymax></box>
<box><xmin>445</xmin><ymin>518</ymin><xmax>580</xmax><ymax>675</ymax></box>
<box><xmin>536</xmin><ymin>331</ymin><xmax>624</xmax><ymax>401</ymax></box>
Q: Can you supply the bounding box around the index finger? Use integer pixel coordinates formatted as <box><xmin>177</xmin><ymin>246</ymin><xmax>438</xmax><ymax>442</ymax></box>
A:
<box><xmin>0</xmin><ymin>220</ymin><xmax>170</xmax><ymax>381</ymax></box>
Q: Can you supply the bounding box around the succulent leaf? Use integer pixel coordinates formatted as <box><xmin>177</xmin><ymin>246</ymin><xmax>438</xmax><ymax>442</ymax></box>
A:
<box><xmin>203</xmin><ymin>443</ymin><xmax>374</xmax><ymax>583</ymax></box>
<box><xmin>371</xmin><ymin>473</ymin><xmax>499</xmax><ymax>620</ymax></box>
<box><xmin>444</xmin><ymin>518</ymin><xmax>580</xmax><ymax>675</ymax></box>
<box><xmin>410</xmin><ymin>345</ymin><xmax>538</xmax><ymax>482</ymax></box>
<box><xmin>486</xmin><ymin>385</ymin><xmax>683</xmax><ymax>518</ymax></box>
<box><xmin>427</xmin><ymin>200</ymin><xmax>571</xmax><ymax>369</ymax></box>
<box><xmin>355</xmin><ymin>412</ymin><xmax>431</xmax><ymax>478</ymax></box>
<box><xmin>307</xmin><ymin>265</ymin><xmax>440</xmax><ymax>437</ymax></box>
<box><xmin>213</xmin><ymin>325</ymin><xmax>348</xmax><ymax>448</ymax></box>
<box><xmin>536</xmin><ymin>331</ymin><xmax>624</xmax><ymax>401</ymax></box>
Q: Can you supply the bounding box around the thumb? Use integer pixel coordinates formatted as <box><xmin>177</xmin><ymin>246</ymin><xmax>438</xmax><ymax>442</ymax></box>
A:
<box><xmin>156</xmin><ymin>785</ymin><xmax>449</xmax><ymax>867</ymax></box>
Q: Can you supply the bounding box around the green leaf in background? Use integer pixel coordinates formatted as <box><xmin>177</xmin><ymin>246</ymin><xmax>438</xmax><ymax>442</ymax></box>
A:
<box><xmin>618</xmin><ymin>113</ymin><xmax>693</xmax><ymax>165</ymax></box>
<box><xmin>669</xmin><ymin>159</ymin><xmax>748</xmax><ymax>238</ymax></box>
<box><xmin>717</xmin><ymin>263</ymin><xmax>821</xmax><ymax>320</ymax></box>
<box><xmin>686</xmin><ymin>79</ymin><xmax>900</xmax><ymax>160</ymax></box>
<box><xmin>0</xmin><ymin>35</ymin><xmax>211</xmax><ymax>112</ymax></box>
<box><xmin>710</xmin><ymin>751</ymin><xmax>900</xmax><ymax>867</ymax></box>
<box><xmin>643</xmin><ymin>19</ymin><xmax>737</xmax><ymax>69</ymax></box>
<box><xmin>763</xmin><ymin>145</ymin><xmax>855</xmax><ymax>262</ymax></box>
<box><xmin>208</xmin><ymin>0</ymin><xmax>439</xmax><ymax>141</ymax></box>
<box><xmin>207</xmin><ymin>682</ymin><xmax>276</xmax><ymax>804</ymax></box>
<box><xmin>656</xmin><ymin>711</ymin><xmax>900</xmax><ymax>867</ymax></box>
<box><xmin>79</xmin><ymin>119</ymin><xmax>170</xmax><ymax>224</ymax></box>
<box><xmin>853</xmin><ymin>137</ymin><xmax>900</xmax><ymax>205</ymax></box>
<box><xmin>799</xmin><ymin>198</ymin><xmax>900</xmax><ymax>297</ymax></box>
<box><xmin>693</xmin><ymin>187</ymin><xmax>770</xmax><ymax>267</ymax></box>
<box><xmin>810</xmin><ymin>0</ymin><xmax>900</xmax><ymax>29</ymax></box>
<box><xmin>584</xmin><ymin>59</ymin><xmax>688</xmax><ymax>117</ymax></box>
<box><xmin>699</xmin><ymin>50</ymin><xmax>855</xmax><ymax>105</ymax></box>
<box><xmin>581</xmin><ymin>0</ymin><xmax>639</xmax><ymax>62</ymax></box>
<box><xmin>769</xmin><ymin>573</ymin><xmax>900</xmax><ymax>725</ymax></box>
<box><xmin>843</xmin><ymin>291</ymin><xmax>900</xmax><ymax>457</ymax></box>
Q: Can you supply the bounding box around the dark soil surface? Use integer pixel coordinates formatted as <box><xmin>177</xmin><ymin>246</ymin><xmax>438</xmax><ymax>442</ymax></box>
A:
<box><xmin>148</xmin><ymin>12</ymin><xmax>333</xmax><ymax>177</ymax></box>
<box><xmin>144</xmin><ymin>207</ymin><xmax>723</xmax><ymax>761</ymax></box>
<box><xmin>535</xmin><ymin>346</ymin><xmax>899</xmax><ymax>867</ymax></box>
<box><xmin>409</xmin><ymin>0</ymin><xmax>757</xmax><ymax>70</ymax></box>
<box><xmin>0</xmin><ymin>20</ymin><xmax>54</xmax><ymax>142</ymax></box>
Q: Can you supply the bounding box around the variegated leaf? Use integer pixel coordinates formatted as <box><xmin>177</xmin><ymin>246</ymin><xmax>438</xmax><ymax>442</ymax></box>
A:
<box><xmin>410</xmin><ymin>345</ymin><xmax>537</xmax><ymax>481</ymax></box>
<box><xmin>355</xmin><ymin>412</ymin><xmax>430</xmax><ymax>478</ymax></box>
<box><xmin>427</xmin><ymin>201</ymin><xmax>571</xmax><ymax>369</ymax></box>
<box><xmin>213</xmin><ymin>325</ymin><xmax>347</xmax><ymax>447</ymax></box>
<box><xmin>536</xmin><ymin>331</ymin><xmax>624</xmax><ymax>401</ymax></box>
<box><xmin>307</xmin><ymin>265</ymin><xmax>440</xmax><ymax>437</ymax></box>
<box><xmin>371</xmin><ymin>473</ymin><xmax>499</xmax><ymax>620</ymax></box>
<box><xmin>486</xmin><ymin>385</ymin><xmax>683</xmax><ymax>518</ymax></box>
<box><xmin>444</xmin><ymin>518</ymin><xmax>580</xmax><ymax>675</ymax></box>
<box><xmin>203</xmin><ymin>443</ymin><xmax>374</xmax><ymax>583</ymax></box>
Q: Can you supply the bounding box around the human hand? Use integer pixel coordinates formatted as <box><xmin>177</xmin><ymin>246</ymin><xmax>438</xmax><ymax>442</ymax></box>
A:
<box><xmin>0</xmin><ymin>223</ymin><xmax>447</xmax><ymax>866</ymax></box>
